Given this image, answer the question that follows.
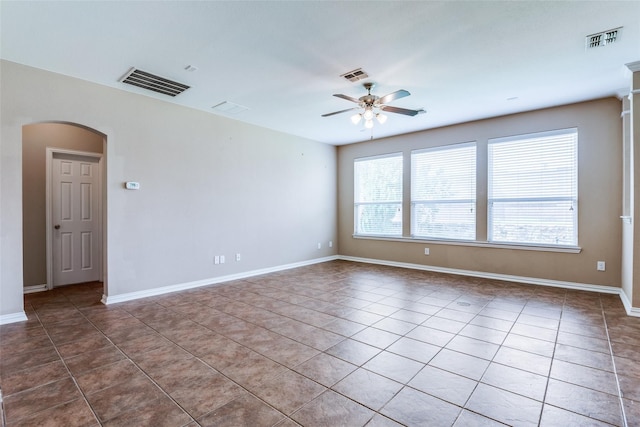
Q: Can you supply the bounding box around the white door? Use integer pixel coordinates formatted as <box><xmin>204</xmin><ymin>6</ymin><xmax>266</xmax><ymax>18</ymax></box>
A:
<box><xmin>51</xmin><ymin>153</ymin><xmax>101</xmax><ymax>286</ymax></box>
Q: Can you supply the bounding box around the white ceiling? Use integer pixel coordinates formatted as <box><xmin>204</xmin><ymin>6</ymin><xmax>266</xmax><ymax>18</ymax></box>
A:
<box><xmin>1</xmin><ymin>1</ymin><xmax>638</xmax><ymax>145</ymax></box>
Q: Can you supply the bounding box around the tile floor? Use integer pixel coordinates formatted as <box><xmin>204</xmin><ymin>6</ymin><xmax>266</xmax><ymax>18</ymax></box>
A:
<box><xmin>1</xmin><ymin>260</ymin><xmax>639</xmax><ymax>426</ymax></box>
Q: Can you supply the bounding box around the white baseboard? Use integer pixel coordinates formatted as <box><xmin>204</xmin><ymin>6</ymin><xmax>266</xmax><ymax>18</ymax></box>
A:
<box><xmin>102</xmin><ymin>255</ymin><xmax>339</xmax><ymax>305</ymax></box>
<box><xmin>0</xmin><ymin>311</ymin><xmax>28</xmax><ymax>325</ymax></box>
<box><xmin>23</xmin><ymin>284</ymin><xmax>48</xmax><ymax>294</ymax></box>
<box><xmin>339</xmin><ymin>255</ymin><xmax>623</xmax><ymax>295</ymax></box>
<box><xmin>619</xmin><ymin>289</ymin><xmax>640</xmax><ymax>317</ymax></box>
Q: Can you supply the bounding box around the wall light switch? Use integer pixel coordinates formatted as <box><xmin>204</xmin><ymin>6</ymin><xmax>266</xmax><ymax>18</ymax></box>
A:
<box><xmin>597</xmin><ymin>261</ymin><xmax>605</xmax><ymax>271</ymax></box>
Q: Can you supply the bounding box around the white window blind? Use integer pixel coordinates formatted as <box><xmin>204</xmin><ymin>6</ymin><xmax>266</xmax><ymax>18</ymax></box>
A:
<box><xmin>488</xmin><ymin>128</ymin><xmax>578</xmax><ymax>246</ymax></box>
<box><xmin>411</xmin><ymin>142</ymin><xmax>476</xmax><ymax>240</ymax></box>
<box><xmin>354</xmin><ymin>153</ymin><xmax>403</xmax><ymax>236</ymax></box>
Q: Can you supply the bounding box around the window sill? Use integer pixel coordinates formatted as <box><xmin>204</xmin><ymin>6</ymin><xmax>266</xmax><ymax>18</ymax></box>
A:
<box><xmin>352</xmin><ymin>234</ymin><xmax>582</xmax><ymax>254</ymax></box>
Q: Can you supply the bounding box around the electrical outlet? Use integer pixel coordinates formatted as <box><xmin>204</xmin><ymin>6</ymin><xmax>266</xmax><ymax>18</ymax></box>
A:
<box><xmin>220</xmin><ymin>255</ymin><xmax>225</xmax><ymax>264</ymax></box>
<box><xmin>317</xmin><ymin>242</ymin><xmax>321</xmax><ymax>249</ymax></box>
<box><xmin>329</xmin><ymin>241</ymin><xmax>333</xmax><ymax>248</ymax></box>
<box><xmin>214</xmin><ymin>256</ymin><xmax>220</xmax><ymax>265</ymax></box>
<box><xmin>236</xmin><ymin>253</ymin><xmax>241</xmax><ymax>261</ymax></box>
<box><xmin>597</xmin><ymin>261</ymin><xmax>605</xmax><ymax>271</ymax></box>
<box><xmin>424</xmin><ymin>248</ymin><xmax>430</xmax><ymax>255</ymax></box>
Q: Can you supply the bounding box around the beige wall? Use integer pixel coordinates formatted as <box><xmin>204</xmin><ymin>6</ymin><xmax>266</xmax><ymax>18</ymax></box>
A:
<box><xmin>22</xmin><ymin>123</ymin><xmax>104</xmax><ymax>287</ymax></box>
<box><xmin>338</xmin><ymin>98</ymin><xmax>623</xmax><ymax>287</ymax></box>
<box><xmin>1</xmin><ymin>60</ymin><xmax>337</xmax><ymax>317</ymax></box>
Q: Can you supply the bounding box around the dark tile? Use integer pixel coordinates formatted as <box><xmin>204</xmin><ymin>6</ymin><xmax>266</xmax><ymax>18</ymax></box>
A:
<box><xmin>86</xmin><ymin>374</ymin><xmax>166</xmax><ymax>422</ymax></box>
<box><xmin>365</xmin><ymin>414</ymin><xmax>404</xmax><ymax>427</ymax></box>
<box><xmin>465</xmin><ymin>383</ymin><xmax>542</xmax><ymax>426</ymax></box>
<box><xmin>516</xmin><ymin>313</ymin><xmax>559</xmax><ymax>330</ymax></box>
<box><xmin>351</xmin><ymin>327</ymin><xmax>402</xmax><ymax>349</ymax></box>
<box><xmin>459</xmin><ymin>324</ymin><xmax>507</xmax><ymax>345</ymax></box>
<box><xmin>75</xmin><ymin>359</ymin><xmax>141</xmax><ymax>395</ymax></box>
<box><xmin>502</xmin><ymin>333</ymin><xmax>555</xmax><ymax>357</ymax></box>
<box><xmin>493</xmin><ymin>346</ymin><xmax>552</xmax><ymax>376</ymax></box>
<box><xmin>381</xmin><ymin>386</ymin><xmax>461</xmax><ymax>426</ymax></box>
<box><xmin>372</xmin><ymin>317</ymin><xmax>416</xmax><ymax>335</ymax></box>
<box><xmin>56</xmin><ymin>333</ymin><xmax>113</xmax><ymax>358</ymax></box>
<box><xmin>293</xmin><ymin>353</ymin><xmax>357</xmax><ymax>387</ymax></box>
<box><xmin>0</xmin><ymin>345</ymin><xmax>60</xmax><ymax>377</ymax></box>
<box><xmin>292</xmin><ymin>390</ymin><xmax>375</xmax><ymax>427</ymax></box>
<box><xmin>326</xmin><ymin>339</ymin><xmax>381</xmax><ymax>366</ymax></box>
<box><xmin>166</xmin><ymin>370</ymin><xmax>243</xmax><ymax>418</ymax></box>
<box><xmin>252</xmin><ymin>369</ymin><xmax>326</xmax><ymax>415</ymax></box>
<box><xmin>510</xmin><ymin>322</ymin><xmax>557</xmax><ymax>342</ymax></box>
<box><xmin>218</xmin><ymin>348</ymin><xmax>287</xmax><ymax>389</ymax></box>
<box><xmin>0</xmin><ymin>360</ymin><xmax>69</xmax><ymax>396</ymax></box>
<box><xmin>115</xmin><ymin>332</ymin><xmax>175</xmax><ymax>358</ymax></box>
<box><xmin>197</xmin><ymin>392</ymin><xmax>285</xmax><ymax>427</ymax></box>
<box><xmin>388</xmin><ymin>308</ymin><xmax>430</xmax><ymax>325</ymax></box>
<box><xmin>615</xmin><ymin>355</ymin><xmax>640</xmax><ymax>379</ymax></box>
<box><xmin>405</xmin><ymin>325</ymin><xmax>454</xmax><ymax>346</ymax></box>
<box><xmin>386</xmin><ymin>337</ymin><xmax>440</xmax><ymax>363</ymax></box>
<box><xmin>320</xmin><ymin>318</ymin><xmax>366</xmax><ymax>337</ymax></box>
<box><xmin>446</xmin><ymin>335</ymin><xmax>499</xmax><ymax>360</ymax></box>
<box><xmin>619</xmin><ymin>373</ymin><xmax>640</xmax><ymax>401</ymax></box>
<box><xmin>453</xmin><ymin>409</ymin><xmax>507</xmax><ymax>426</ymax></box>
<box><xmin>332</xmin><ymin>368</ymin><xmax>403</xmax><ymax>411</ymax></box>
<box><xmin>65</xmin><ymin>345</ymin><xmax>125</xmax><ymax>376</ymax></box>
<box><xmin>544</xmin><ymin>379</ymin><xmax>623</xmax><ymax>426</ymax></box>
<box><xmin>7</xmin><ymin>398</ymin><xmax>98</xmax><ymax>427</ymax></box>
<box><xmin>429</xmin><ymin>349</ymin><xmax>490</xmax><ymax>380</ymax></box>
<box><xmin>362</xmin><ymin>351</ymin><xmax>424</xmax><ymax>384</ymax></box>
<box><xmin>409</xmin><ymin>365</ymin><xmax>477</xmax><ymax>406</ymax></box>
<box><xmin>539</xmin><ymin>404</ymin><xmax>611</xmax><ymax>427</ymax></box>
<box><xmin>623</xmin><ymin>398</ymin><xmax>640</xmax><ymax>427</ymax></box>
<box><xmin>435</xmin><ymin>308</ymin><xmax>476</xmax><ymax>323</ymax></box>
<box><xmin>481</xmin><ymin>362</ymin><xmax>547</xmax><ymax>401</ymax></box>
<box><xmin>550</xmin><ymin>359</ymin><xmax>619</xmax><ymax>396</ymax></box>
<box><xmin>3</xmin><ymin>378</ymin><xmax>81</xmax><ymax>423</ymax></box>
<box><xmin>422</xmin><ymin>316</ymin><xmax>466</xmax><ymax>334</ymax></box>
<box><xmin>554</xmin><ymin>343</ymin><xmax>614</xmax><ymax>372</ymax></box>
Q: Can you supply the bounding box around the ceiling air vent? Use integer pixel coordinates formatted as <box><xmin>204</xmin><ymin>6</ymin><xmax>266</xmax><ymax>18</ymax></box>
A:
<box><xmin>119</xmin><ymin>68</ymin><xmax>190</xmax><ymax>97</ymax></box>
<box><xmin>586</xmin><ymin>27</ymin><xmax>621</xmax><ymax>49</ymax></box>
<box><xmin>340</xmin><ymin>68</ymin><xmax>369</xmax><ymax>83</ymax></box>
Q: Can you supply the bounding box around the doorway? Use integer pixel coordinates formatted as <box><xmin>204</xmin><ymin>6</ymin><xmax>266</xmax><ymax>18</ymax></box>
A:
<box><xmin>48</xmin><ymin>149</ymin><xmax>103</xmax><ymax>287</ymax></box>
<box><xmin>22</xmin><ymin>122</ymin><xmax>106</xmax><ymax>293</ymax></box>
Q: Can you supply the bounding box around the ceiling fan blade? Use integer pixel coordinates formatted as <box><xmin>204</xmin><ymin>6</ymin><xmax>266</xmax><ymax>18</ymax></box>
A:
<box><xmin>377</xmin><ymin>89</ymin><xmax>410</xmax><ymax>105</ymax></box>
<box><xmin>321</xmin><ymin>107</ymin><xmax>360</xmax><ymax>117</ymax></box>
<box><xmin>333</xmin><ymin>94</ymin><xmax>362</xmax><ymax>104</ymax></box>
<box><xmin>380</xmin><ymin>105</ymin><xmax>424</xmax><ymax>116</ymax></box>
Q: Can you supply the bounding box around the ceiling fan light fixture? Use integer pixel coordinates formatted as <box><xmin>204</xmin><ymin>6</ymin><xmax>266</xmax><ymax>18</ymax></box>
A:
<box><xmin>365</xmin><ymin>119</ymin><xmax>374</xmax><ymax>129</ymax></box>
<box><xmin>363</xmin><ymin>107</ymin><xmax>374</xmax><ymax>121</ymax></box>
<box><xmin>351</xmin><ymin>113</ymin><xmax>362</xmax><ymax>125</ymax></box>
<box><xmin>376</xmin><ymin>113</ymin><xmax>387</xmax><ymax>124</ymax></box>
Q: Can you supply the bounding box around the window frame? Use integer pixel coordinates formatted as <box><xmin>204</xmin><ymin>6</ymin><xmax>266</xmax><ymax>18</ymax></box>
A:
<box><xmin>487</xmin><ymin>128</ymin><xmax>578</xmax><ymax>247</ymax></box>
<box><xmin>410</xmin><ymin>141</ymin><xmax>477</xmax><ymax>241</ymax></box>
<box><xmin>353</xmin><ymin>152</ymin><xmax>403</xmax><ymax>237</ymax></box>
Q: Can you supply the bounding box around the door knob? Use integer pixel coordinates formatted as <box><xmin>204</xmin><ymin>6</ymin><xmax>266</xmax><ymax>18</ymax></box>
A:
<box><xmin>54</xmin><ymin>225</ymin><xmax>60</xmax><ymax>229</ymax></box>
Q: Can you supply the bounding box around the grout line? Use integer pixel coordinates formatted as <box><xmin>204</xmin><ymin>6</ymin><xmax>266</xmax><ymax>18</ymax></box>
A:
<box><xmin>600</xmin><ymin>299</ymin><xmax>629</xmax><ymax>427</ymax></box>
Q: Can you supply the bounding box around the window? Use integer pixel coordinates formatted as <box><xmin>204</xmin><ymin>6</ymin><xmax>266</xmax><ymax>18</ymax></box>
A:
<box><xmin>354</xmin><ymin>153</ymin><xmax>403</xmax><ymax>236</ymax></box>
<box><xmin>411</xmin><ymin>142</ymin><xmax>476</xmax><ymax>240</ymax></box>
<box><xmin>488</xmin><ymin>128</ymin><xmax>578</xmax><ymax>246</ymax></box>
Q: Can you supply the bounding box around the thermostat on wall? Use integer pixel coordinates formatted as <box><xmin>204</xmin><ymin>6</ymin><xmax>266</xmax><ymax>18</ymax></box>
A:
<box><xmin>125</xmin><ymin>181</ymin><xmax>140</xmax><ymax>190</ymax></box>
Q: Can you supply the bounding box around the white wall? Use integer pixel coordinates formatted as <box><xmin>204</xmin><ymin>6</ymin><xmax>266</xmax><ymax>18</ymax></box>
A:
<box><xmin>0</xmin><ymin>60</ymin><xmax>337</xmax><ymax>318</ymax></box>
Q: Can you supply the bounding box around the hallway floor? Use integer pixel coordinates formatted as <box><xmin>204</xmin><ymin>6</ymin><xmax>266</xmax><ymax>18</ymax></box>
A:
<box><xmin>1</xmin><ymin>261</ymin><xmax>639</xmax><ymax>426</ymax></box>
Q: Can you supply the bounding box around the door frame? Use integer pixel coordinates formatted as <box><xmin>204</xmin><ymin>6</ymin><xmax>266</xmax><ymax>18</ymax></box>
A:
<box><xmin>46</xmin><ymin>147</ymin><xmax>104</xmax><ymax>289</ymax></box>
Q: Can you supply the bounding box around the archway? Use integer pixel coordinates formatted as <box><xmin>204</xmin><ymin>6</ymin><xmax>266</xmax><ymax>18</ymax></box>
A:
<box><xmin>22</xmin><ymin>122</ymin><xmax>107</xmax><ymax>297</ymax></box>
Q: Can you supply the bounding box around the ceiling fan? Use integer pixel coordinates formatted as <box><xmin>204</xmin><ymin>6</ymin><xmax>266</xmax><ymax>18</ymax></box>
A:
<box><xmin>322</xmin><ymin>82</ymin><xmax>425</xmax><ymax>129</ymax></box>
